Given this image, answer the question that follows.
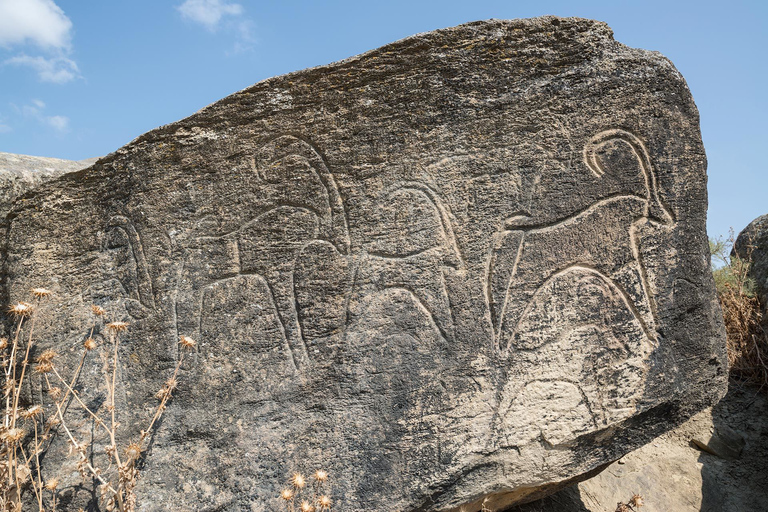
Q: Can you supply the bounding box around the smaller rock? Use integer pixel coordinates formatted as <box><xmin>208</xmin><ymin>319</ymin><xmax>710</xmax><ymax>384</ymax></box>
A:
<box><xmin>733</xmin><ymin>214</ymin><xmax>768</xmax><ymax>305</ymax></box>
<box><xmin>691</xmin><ymin>424</ymin><xmax>745</xmax><ymax>460</ymax></box>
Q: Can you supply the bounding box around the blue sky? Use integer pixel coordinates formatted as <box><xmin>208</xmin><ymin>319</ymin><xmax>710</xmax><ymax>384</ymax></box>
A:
<box><xmin>0</xmin><ymin>0</ymin><xmax>765</xmax><ymax>240</ymax></box>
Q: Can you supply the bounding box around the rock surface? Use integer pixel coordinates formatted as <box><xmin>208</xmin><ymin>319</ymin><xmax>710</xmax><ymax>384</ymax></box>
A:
<box><xmin>512</xmin><ymin>383</ymin><xmax>768</xmax><ymax>512</ymax></box>
<box><xmin>734</xmin><ymin>214</ymin><xmax>768</xmax><ymax>306</ymax></box>
<box><xmin>0</xmin><ymin>152</ymin><xmax>98</xmax><ymax>321</ymax></box>
<box><xmin>3</xmin><ymin>17</ymin><xmax>726</xmax><ymax>511</ymax></box>
<box><xmin>0</xmin><ymin>152</ymin><xmax>97</xmax><ymax>216</ymax></box>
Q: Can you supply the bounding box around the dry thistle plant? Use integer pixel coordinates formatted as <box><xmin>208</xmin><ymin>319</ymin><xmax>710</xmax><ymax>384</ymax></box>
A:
<box><xmin>614</xmin><ymin>493</ymin><xmax>644</xmax><ymax>511</ymax></box>
<box><xmin>711</xmin><ymin>232</ymin><xmax>768</xmax><ymax>390</ymax></box>
<box><xmin>0</xmin><ymin>289</ymin><xmax>195</xmax><ymax>511</ymax></box>
<box><xmin>279</xmin><ymin>469</ymin><xmax>333</xmax><ymax>512</ymax></box>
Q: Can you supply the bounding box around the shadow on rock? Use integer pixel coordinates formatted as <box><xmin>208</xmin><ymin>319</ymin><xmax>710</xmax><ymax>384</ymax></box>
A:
<box><xmin>698</xmin><ymin>382</ymin><xmax>768</xmax><ymax>512</ymax></box>
<box><xmin>505</xmin><ymin>485</ymin><xmax>590</xmax><ymax>512</ymax></box>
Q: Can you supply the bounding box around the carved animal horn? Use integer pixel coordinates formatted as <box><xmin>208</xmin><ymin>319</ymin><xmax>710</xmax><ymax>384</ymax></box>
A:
<box><xmin>259</xmin><ymin>135</ymin><xmax>351</xmax><ymax>254</ymax></box>
<box><xmin>106</xmin><ymin>215</ymin><xmax>156</xmax><ymax>309</ymax></box>
<box><xmin>584</xmin><ymin>129</ymin><xmax>674</xmax><ymax>226</ymax></box>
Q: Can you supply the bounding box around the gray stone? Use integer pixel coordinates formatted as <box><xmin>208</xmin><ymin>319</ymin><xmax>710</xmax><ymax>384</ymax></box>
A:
<box><xmin>734</xmin><ymin>214</ymin><xmax>768</xmax><ymax>306</ymax></box>
<box><xmin>513</xmin><ymin>384</ymin><xmax>768</xmax><ymax>512</ymax></box>
<box><xmin>692</xmin><ymin>424</ymin><xmax>745</xmax><ymax>460</ymax></box>
<box><xmin>4</xmin><ymin>17</ymin><xmax>726</xmax><ymax>511</ymax></box>
<box><xmin>0</xmin><ymin>152</ymin><xmax>97</xmax><ymax>216</ymax></box>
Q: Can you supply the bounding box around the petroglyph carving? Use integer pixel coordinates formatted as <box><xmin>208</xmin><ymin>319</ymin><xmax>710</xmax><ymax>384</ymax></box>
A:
<box><xmin>355</xmin><ymin>182</ymin><xmax>464</xmax><ymax>342</ymax></box>
<box><xmin>8</xmin><ymin>19</ymin><xmax>725</xmax><ymax>511</ymax></box>
<box><xmin>496</xmin><ymin>266</ymin><xmax>655</xmax><ymax>445</ymax></box>
<box><xmin>103</xmin><ymin>215</ymin><xmax>156</xmax><ymax>319</ymax></box>
<box><xmin>175</xmin><ymin>135</ymin><xmax>352</xmax><ymax>370</ymax></box>
<box><xmin>488</xmin><ymin>129</ymin><xmax>675</xmax><ymax>355</ymax></box>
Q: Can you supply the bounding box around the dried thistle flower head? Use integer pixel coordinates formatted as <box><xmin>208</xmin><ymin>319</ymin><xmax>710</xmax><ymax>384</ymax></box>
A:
<box><xmin>48</xmin><ymin>387</ymin><xmax>62</xmax><ymax>400</ymax></box>
<box><xmin>155</xmin><ymin>377</ymin><xmax>178</xmax><ymax>401</ymax></box>
<box><xmin>16</xmin><ymin>463</ymin><xmax>31</xmax><ymax>482</ymax></box>
<box><xmin>179</xmin><ymin>335</ymin><xmax>196</xmax><ymax>349</ymax></box>
<box><xmin>34</xmin><ymin>361</ymin><xmax>53</xmax><ymax>374</ymax></box>
<box><xmin>83</xmin><ymin>337</ymin><xmax>97</xmax><ymax>351</ymax></box>
<box><xmin>91</xmin><ymin>304</ymin><xmax>106</xmax><ymax>316</ymax></box>
<box><xmin>300</xmin><ymin>501</ymin><xmax>314</xmax><ymax>512</ymax></box>
<box><xmin>0</xmin><ymin>338</ymin><xmax>8</xmax><ymax>350</ymax></box>
<box><xmin>280</xmin><ymin>489</ymin><xmax>294</xmax><ymax>501</ymax></box>
<box><xmin>31</xmin><ymin>288</ymin><xmax>52</xmax><ymax>298</ymax></box>
<box><xmin>9</xmin><ymin>302</ymin><xmax>33</xmax><ymax>317</ymax></box>
<box><xmin>292</xmin><ymin>473</ymin><xmax>306</xmax><ymax>489</ymax></box>
<box><xmin>314</xmin><ymin>469</ymin><xmax>328</xmax><ymax>482</ymax></box>
<box><xmin>44</xmin><ymin>477</ymin><xmax>60</xmax><ymax>491</ymax></box>
<box><xmin>318</xmin><ymin>495</ymin><xmax>331</xmax><ymax>510</ymax></box>
<box><xmin>20</xmin><ymin>405</ymin><xmax>44</xmax><ymax>420</ymax></box>
<box><xmin>615</xmin><ymin>504</ymin><xmax>631</xmax><ymax>512</ymax></box>
<box><xmin>35</xmin><ymin>350</ymin><xmax>57</xmax><ymax>373</ymax></box>
<box><xmin>629</xmin><ymin>494</ymin><xmax>644</xmax><ymax>508</ymax></box>
<box><xmin>1</xmin><ymin>427</ymin><xmax>25</xmax><ymax>444</ymax></box>
<box><xmin>124</xmin><ymin>442</ymin><xmax>142</xmax><ymax>462</ymax></box>
<box><xmin>36</xmin><ymin>349</ymin><xmax>57</xmax><ymax>364</ymax></box>
<box><xmin>106</xmin><ymin>321</ymin><xmax>129</xmax><ymax>332</ymax></box>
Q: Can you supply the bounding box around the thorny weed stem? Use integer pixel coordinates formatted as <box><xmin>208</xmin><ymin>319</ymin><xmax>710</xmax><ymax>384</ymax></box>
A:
<box><xmin>6</xmin><ymin>310</ymin><xmax>29</xmax><ymax>505</ymax></box>
<box><xmin>1</xmin><ymin>293</ymin><xmax>192</xmax><ymax>512</ymax></box>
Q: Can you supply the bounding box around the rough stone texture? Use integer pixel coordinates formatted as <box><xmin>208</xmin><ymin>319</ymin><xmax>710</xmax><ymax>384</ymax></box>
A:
<box><xmin>512</xmin><ymin>383</ymin><xmax>768</xmax><ymax>512</ymax></box>
<box><xmin>0</xmin><ymin>152</ymin><xmax>98</xmax><ymax>215</ymax></box>
<box><xmin>3</xmin><ymin>17</ymin><xmax>726</xmax><ymax>511</ymax></box>
<box><xmin>734</xmin><ymin>214</ymin><xmax>768</xmax><ymax>306</ymax></box>
<box><xmin>0</xmin><ymin>152</ymin><xmax>99</xmax><ymax>322</ymax></box>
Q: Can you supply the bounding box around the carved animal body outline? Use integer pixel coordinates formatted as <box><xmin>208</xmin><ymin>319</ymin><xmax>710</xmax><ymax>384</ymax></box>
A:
<box><xmin>103</xmin><ymin>215</ymin><xmax>156</xmax><ymax>318</ymax></box>
<box><xmin>174</xmin><ymin>135</ymin><xmax>352</xmax><ymax>371</ymax></box>
<box><xmin>494</xmin><ymin>263</ymin><xmax>657</xmax><ymax>445</ymax></box>
<box><xmin>487</xmin><ymin>128</ymin><xmax>675</xmax><ymax>355</ymax></box>
<box><xmin>355</xmin><ymin>180</ymin><xmax>466</xmax><ymax>342</ymax></box>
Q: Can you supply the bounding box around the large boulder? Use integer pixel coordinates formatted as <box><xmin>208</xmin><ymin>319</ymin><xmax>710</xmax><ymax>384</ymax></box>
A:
<box><xmin>4</xmin><ymin>17</ymin><xmax>726</xmax><ymax>511</ymax></box>
<box><xmin>0</xmin><ymin>152</ymin><xmax>97</xmax><ymax>215</ymax></box>
<box><xmin>0</xmin><ymin>152</ymin><xmax>97</xmax><ymax>321</ymax></box>
<box><xmin>734</xmin><ymin>214</ymin><xmax>768</xmax><ymax>306</ymax></box>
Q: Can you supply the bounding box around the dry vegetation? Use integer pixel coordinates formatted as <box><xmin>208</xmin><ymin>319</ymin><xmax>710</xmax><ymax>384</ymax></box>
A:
<box><xmin>614</xmin><ymin>494</ymin><xmax>644</xmax><ymax>512</ymax></box>
<box><xmin>0</xmin><ymin>290</ymin><xmax>195</xmax><ymax>512</ymax></box>
<box><xmin>278</xmin><ymin>470</ymin><xmax>333</xmax><ymax>512</ymax></box>
<box><xmin>711</xmin><ymin>232</ymin><xmax>768</xmax><ymax>390</ymax></box>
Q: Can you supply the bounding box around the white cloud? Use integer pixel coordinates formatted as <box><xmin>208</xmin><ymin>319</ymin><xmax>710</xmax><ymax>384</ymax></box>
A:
<box><xmin>46</xmin><ymin>114</ymin><xmax>68</xmax><ymax>132</ymax></box>
<box><xmin>0</xmin><ymin>0</ymin><xmax>79</xmax><ymax>84</ymax></box>
<box><xmin>20</xmin><ymin>100</ymin><xmax>42</xmax><ymax>118</ymax></box>
<box><xmin>228</xmin><ymin>19</ymin><xmax>257</xmax><ymax>54</ymax></box>
<box><xmin>177</xmin><ymin>0</ymin><xmax>243</xmax><ymax>32</ymax></box>
<box><xmin>4</xmin><ymin>54</ymin><xmax>79</xmax><ymax>83</ymax></box>
<box><xmin>0</xmin><ymin>114</ymin><xmax>11</xmax><ymax>133</ymax></box>
<box><xmin>13</xmin><ymin>99</ymin><xmax>69</xmax><ymax>132</ymax></box>
<box><xmin>0</xmin><ymin>0</ymin><xmax>72</xmax><ymax>51</ymax></box>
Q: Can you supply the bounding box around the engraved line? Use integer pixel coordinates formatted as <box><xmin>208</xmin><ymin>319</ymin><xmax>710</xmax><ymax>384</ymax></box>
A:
<box><xmin>584</xmin><ymin>129</ymin><xmax>675</xmax><ymax>225</ymax></box>
<box><xmin>496</xmin><ymin>232</ymin><xmax>525</xmax><ymax>350</ymax></box>
<box><xmin>384</xmin><ymin>181</ymin><xmax>466</xmax><ymax>269</ymax></box>
<box><xmin>107</xmin><ymin>216</ymin><xmax>156</xmax><ymax>309</ymax></box>
<box><xmin>504</xmin><ymin>264</ymin><xmax>655</xmax><ymax>354</ymax></box>
<box><xmin>262</xmin><ymin>133</ymin><xmax>351</xmax><ymax>255</ymax></box>
<box><xmin>503</xmin><ymin>194</ymin><xmax>645</xmax><ymax>232</ymax></box>
<box><xmin>483</xmin><ymin>228</ymin><xmax>504</xmax><ymax>343</ymax></box>
<box><xmin>629</xmin><ymin>219</ymin><xmax>660</xmax><ymax>333</ymax></box>
<box><xmin>383</xmin><ymin>284</ymin><xmax>451</xmax><ymax>343</ymax></box>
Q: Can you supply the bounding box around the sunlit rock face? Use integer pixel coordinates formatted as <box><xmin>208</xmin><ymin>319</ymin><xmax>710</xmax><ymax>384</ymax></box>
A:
<box><xmin>4</xmin><ymin>17</ymin><xmax>725</xmax><ymax>512</ymax></box>
<box><xmin>735</xmin><ymin>214</ymin><xmax>768</xmax><ymax>306</ymax></box>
